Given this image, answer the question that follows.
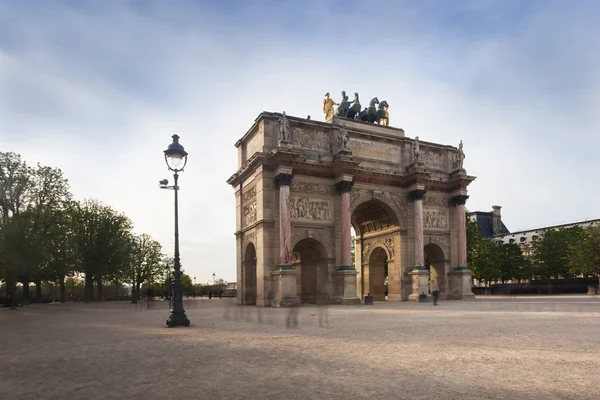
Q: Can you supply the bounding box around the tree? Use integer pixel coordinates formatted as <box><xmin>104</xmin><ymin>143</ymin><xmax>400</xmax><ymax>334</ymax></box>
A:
<box><xmin>466</xmin><ymin>212</ymin><xmax>500</xmax><ymax>285</ymax></box>
<box><xmin>531</xmin><ymin>227</ymin><xmax>583</xmax><ymax>280</ymax></box>
<box><xmin>130</xmin><ymin>233</ymin><xmax>163</xmax><ymax>300</ymax></box>
<box><xmin>497</xmin><ymin>243</ymin><xmax>529</xmax><ymax>283</ymax></box>
<box><xmin>568</xmin><ymin>224</ymin><xmax>600</xmax><ymax>288</ymax></box>
<box><xmin>351</xmin><ymin>236</ymin><xmax>356</xmax><ymax>269</ymax></box>
<box><xmin>0</xmin><ymin>152</ymin><xmax>34</xmax><ymax>306</ymax></box>
<box><xmin>71</xmin><ymin>199</ymin><xmax>133</xmax><ymax>302</ymax></box>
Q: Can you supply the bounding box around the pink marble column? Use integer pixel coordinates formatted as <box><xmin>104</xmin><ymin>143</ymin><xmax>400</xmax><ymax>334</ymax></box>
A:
<box><xmin>336</xmin><ymin>180</ymin><xmax>354</xmax><ymax>269</ymax></box>
<box><xmin>453</xmin><ymin>195</ymin><xmax>469</xmax><ymax>270</ymax></box>
<box><xmin>275</xmin><ymin>173</ymin><xmax>294</xmax><ymax>268</ymax></box>
<box><xmin>409</xmin><ymin>189</ymin><xmax>426</xmax><ymax>269</ymax></box>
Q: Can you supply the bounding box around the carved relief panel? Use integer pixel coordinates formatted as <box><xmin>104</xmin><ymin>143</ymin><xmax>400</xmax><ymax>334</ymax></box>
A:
<box><xmin>242</xmin><ymin>185</ymin><xmax>257</xmax><ymax>228</ymax></box>
<box><xmin>290</xmin><ymin>196</ymin><xmax>333</xmax><ymax>221</ymax></box>
<box><xmin>293</xmin><ymin>128</ymin><xmax>331</xmax><ymax>152</ymax></box>
<box><xmin>423</xmin><ymin>210</ymin><xmax>448</xmax><ymax>229</ymax></box>
<box><xmin>291</xmin><ymin>181</ymin><xmax>334</xmax><ymax>196</ymax></box>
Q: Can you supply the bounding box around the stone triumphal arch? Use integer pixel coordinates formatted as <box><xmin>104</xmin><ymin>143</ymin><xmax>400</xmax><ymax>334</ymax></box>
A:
<box><xmin>227</xmin><ymin>111</ymin><xmax>475</xmax><ymax>306</ymax></box>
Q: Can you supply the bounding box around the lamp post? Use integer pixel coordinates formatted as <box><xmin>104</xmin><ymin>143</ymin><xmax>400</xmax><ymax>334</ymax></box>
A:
<box><xmin>130</xmin><ymin>239</ymin><xmax>138</xmax><ymax>304</ymax></box>
<box><xmin>160</xmin><ymin>134</ymin><xmax>190</xmax><ymax>327</ymax></box>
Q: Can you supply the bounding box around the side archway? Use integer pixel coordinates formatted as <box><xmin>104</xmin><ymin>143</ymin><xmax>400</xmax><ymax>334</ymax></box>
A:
<box><xmin>424</xmin><ymin>243</ymin><xmax>446</xmax><ymax>297</ymax></box>
<box><xmin>243</xmin><ymin>242</ymin><xmax>257</xmax><ymax>305</ymax></box>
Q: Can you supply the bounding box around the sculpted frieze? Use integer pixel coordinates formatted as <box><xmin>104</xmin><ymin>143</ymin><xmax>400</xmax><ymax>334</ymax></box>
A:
<box><xmin>242</xmin><ymin>185</ymin><xmax>256</xmax><ymax>202</ymax></box>
<box><xmin>291</xmin><ymin>181</ymin><xmax>334</xmax><ymax>196</ymax></box>
<box><xmin>293</xmin><ymin>128</ymin><xmax>331</xmax><ymax>152</ymax></box>
<box><xmin>290</xmin><ymin>196</ymin><xmax>332</xmax><ymax>221</ymax></box>
<box><xmin>424</xmin><ymin>210</ymin><xmax>448</xmax><ymax>229</ymax></box>
<box><xmin>422</xmin><ymin>149</ymin><xmax>444</xmax><ymax>170</ymax></box>
<box><xmin>423</xmin><ymin>195</ymin><xmax>448</xmax><ymax>208</ymax></box>
<box><xmin>243</xmin><ymin>201</ymin><xmax>257</xmax><ymax>227</ymax></box>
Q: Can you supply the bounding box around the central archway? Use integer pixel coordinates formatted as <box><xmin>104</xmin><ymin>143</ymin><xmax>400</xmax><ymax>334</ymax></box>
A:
<box><xmin>293</xmin><ymin>238</ymin><xmax>329</xmax><ymax>304</ymax></box>
<box><xmin>368</xmin><ymin>247</ymin><xmax>388</xmax><ymax>300</ymax></box>
<box><xmin>352</xmin><ymin>199</ymin><xmax>401</xmax><ymax>301</ymax></box>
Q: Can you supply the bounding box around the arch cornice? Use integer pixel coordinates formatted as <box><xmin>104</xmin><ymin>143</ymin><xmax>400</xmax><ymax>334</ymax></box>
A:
<box><xmin>350</xmin><ymin>187</ymin><xmax>407</xmax><ymax>229</ymax></box>
<box><xmin>291</xmin><ymin>229</ymin><xmax>333</xmax><ymax>259</ymax></box>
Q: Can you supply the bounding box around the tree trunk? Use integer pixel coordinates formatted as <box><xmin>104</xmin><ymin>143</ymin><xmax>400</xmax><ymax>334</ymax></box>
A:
<box><xmin>96</xmin><ymin>274</ymin><xmax>103</xmax><ymax>302</ymax></box>
<box><xmin>84</xmin><ymin>275</ymin><xmax>94</xmax><ymax>302</ymax></box>
<box><xmin>136</xmin><ymin>281</ymin><xmax>141</xmax><ymax>301</ymax></box>
<box><xmin>35</xmin><ymin>279</ymin><xmax>42</xmax><ymax>302</ymax></box>
<box><xmin>22</xmin><ymin>279</ymin><xmax>30</xmax><ymax>301</ymax></box>
<box><xmin>6</xmin><ymin>274</ymin><xmax>17</xmax><ymax>309</ymax></box>
<box><xmin>59</xmin><ymin>277</ymin><xmax>66</xmax><ymax>303</ymax></box>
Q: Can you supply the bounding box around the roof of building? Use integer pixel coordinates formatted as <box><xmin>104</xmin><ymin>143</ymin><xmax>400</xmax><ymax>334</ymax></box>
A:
<box><xmin>492</xmin><ymin>218</ymin><xmax>600</xmax><ymax>245</ymax></box>
<box><xmin>469</xmin><ymin>211</ymin><xmax>510</xmax><ymax>238</ymax></box>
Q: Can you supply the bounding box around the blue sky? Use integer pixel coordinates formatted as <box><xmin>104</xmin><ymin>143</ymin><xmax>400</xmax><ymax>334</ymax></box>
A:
<box><xmin>1</xmin><ymin>0</ymin><xmax>599</xmax><ymax>283</ymax></box>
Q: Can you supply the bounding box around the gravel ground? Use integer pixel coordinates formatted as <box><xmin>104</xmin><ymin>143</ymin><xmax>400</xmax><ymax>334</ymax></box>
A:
<box><xmin>1</xmin><ymin>296</ymin><xmax>599</xmax><ymax>400</ymax></box>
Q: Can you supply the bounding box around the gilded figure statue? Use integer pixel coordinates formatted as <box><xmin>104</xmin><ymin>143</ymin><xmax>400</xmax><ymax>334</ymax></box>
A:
<box><xmin>377</xmin><ymin>100</ymin><xmax>389</xmax><ymax>126</ymax></box>
<box><xmin>323</xmin><ymin>92</ymin><xmax>338</xmax><ymax>121</ymax></box>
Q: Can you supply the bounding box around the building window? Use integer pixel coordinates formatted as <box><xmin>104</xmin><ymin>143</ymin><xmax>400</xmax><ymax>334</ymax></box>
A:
<box><xmin>520</xmin><ymin>237</ymin><xmax>526</xmax><ymax>243</ymax></box>
<box><xmin>509</xmin><ymin>239</ymin><xmax>515</xmax><ymax>244</ymax></box>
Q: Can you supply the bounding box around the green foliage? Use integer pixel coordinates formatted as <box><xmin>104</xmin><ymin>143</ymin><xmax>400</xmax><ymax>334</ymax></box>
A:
<box><xmin>496</xmin><ymin>243</ymin><xmax>530</xmax><ymax>282</ymax></box>
<box><xmin>0</xmin><ymin>152</ymin><xmax>167</xmax><ymax>302</ymax></box>
<box><xmin>466</xmin><ymin>213</ymin><xmax>500</xmax><ymax>283</ymax></box>
<box><xmin>351</xmin><ymin>236</ymin><xmax>355</xmax><ymax>269</ymax></box>
<box><xmin>531</xmin><ymin>226</ymin><xmax>583</xmax><ymax>279</ymax></box>
<box><xmin>568</xmin><ymin>224</ymin><xmax>600</xmax><ymax>286</ymax></box>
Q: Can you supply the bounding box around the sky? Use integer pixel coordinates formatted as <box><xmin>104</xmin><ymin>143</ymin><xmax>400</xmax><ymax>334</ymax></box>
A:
<box><xmin>1</xmin><ymin>0</ymin><xmax>600</xmax><ymax>284</ymax></box>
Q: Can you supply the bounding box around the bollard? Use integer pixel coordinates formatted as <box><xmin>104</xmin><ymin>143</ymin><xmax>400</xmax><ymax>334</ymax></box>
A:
<box><xmin>364</xmin><ymin>293</ymin><xmax>374</xmax><ymax>305</ymax></box>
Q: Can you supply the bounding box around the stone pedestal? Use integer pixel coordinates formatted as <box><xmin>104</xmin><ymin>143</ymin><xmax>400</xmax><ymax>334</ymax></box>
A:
<box><xmin>270</xmin><ymin>268</ymin><xmax>300</xmax><ymax>307</ymax></box>
<box><xmin>448</xmin><ymin>269</ymin><xmax>475</xmax><ymax>300</ymax></box>
<box><xmin>331</xmin><ymin>269</ymin><xmax>361</xmax><ymax>304</ymax></box>
<box><xmin>588</xmin><ymin>286</ymin><xmax>598</xmax><ymax>296</ymax></box>
<box><xmin>408</xmin><ymin>269</ymin><xmax>430</xmax><ymax>302</ymax></box>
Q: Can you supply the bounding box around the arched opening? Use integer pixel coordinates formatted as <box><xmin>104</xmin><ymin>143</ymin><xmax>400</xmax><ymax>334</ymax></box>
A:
<box><xmin>352</xmin><ymin>199</ymin><xmax>400</xmax><ymax>301</ymax></box>
<box><xmin>368</xmin><ymin>247</ymin><xmax>388</xmax><ymax>301</ymax></box>
<box><xmin>293</xmin><ymin>238</ymin><xmax>328</xmax><ymax>304</ymax></box>
<box><xmin>243</xmin><ymin>243</ymin><xmax>257</xmax><ymax>305</ymax></box>
<box><xmin>424</xmin><ymin>243</ymin><xmax>445</xmax><ymax>296</ymax></box>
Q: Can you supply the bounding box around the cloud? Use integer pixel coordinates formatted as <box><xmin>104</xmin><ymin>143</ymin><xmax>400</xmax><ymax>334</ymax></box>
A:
<box><xmin>1</xmin><ymin>0</ymin><xmax>599</xmax><ymax>281</ymax></box>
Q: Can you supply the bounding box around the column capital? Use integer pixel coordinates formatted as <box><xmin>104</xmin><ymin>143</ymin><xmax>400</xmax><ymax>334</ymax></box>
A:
<box><xmin>274</xmin><ymin>173</ymin><xmax>293</xmax><ymax>187</ymax></box>
<box><xmin>335</xmin><ymin>180</ymin><xmax>354</xmax><ymax>193</ymax></box>
<box><xmin>452</xmin><ymin>194</ymin><xmax>469</xmax><ymax>205</ymax></box>
<box><xmin>408</xmin><ymin>189</ymin><xmax>426</xmax><ymax>201</ymax></box>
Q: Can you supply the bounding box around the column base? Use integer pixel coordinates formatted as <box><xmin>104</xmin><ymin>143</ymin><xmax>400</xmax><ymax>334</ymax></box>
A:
<box><xmin>165</xmin><ymin>311</ymin><xmax>190</xmax><ymax>327</ymax></box>
<box><xmin>331</xmin><ymin>268</ymin><xmax>361</xmax><ymax>305</ymax></box>
<box><xmin>270</xmin><ymin>268</ymin><xmax>299</xmax><ymax>307</ymax></box>
<box><xmin>448</xmin><ymin>268</ymin><xmax>475</xmax><ymax>300</ymax></box>
<box><xmin>408</xmin><ymin>268</ymin><xmax>430</xmax><ymax>302</ymax></box>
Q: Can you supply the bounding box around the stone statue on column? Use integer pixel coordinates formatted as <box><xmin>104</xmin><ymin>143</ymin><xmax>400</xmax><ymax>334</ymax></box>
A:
<box><xmin>454</xmin><ymin>140</ymin><xmax>465</xmax><ymax>171</ymax></box>
<box><xmin>277</xmin><ymin>111</ymin><xmax>292</xmax><ymax>143</ymax></box>
<box><xmin>412</xmin><ymin>136</ymin><xmax>422</xmax><ymax>164</ymax></box>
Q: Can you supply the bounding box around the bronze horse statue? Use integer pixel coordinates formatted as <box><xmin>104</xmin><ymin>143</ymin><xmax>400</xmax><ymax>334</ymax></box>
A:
<box><xmin>377</xmin><ymin>100</ymin><xmax>389</xmax><ymax>126</ymax></box>
<box><xmin>345</xmin><ymin>92</ymin><xmax>361</xmax><ymax>119</ymax></box>
<box><xmin>336</xmin><ymin>91</ymin><xmax>351</xmax><ymax>117</ymax></box>
<box><xmin>359</xmin><ymin>97</ymin><xmax>379</xmax><ymax>123</ymax></box>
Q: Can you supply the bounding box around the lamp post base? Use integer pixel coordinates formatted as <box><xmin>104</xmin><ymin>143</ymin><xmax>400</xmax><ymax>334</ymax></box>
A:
<box><xmin>165</xmin><ymin>312</ymin><xmax>190</xmax><ymax>327</ymax></box>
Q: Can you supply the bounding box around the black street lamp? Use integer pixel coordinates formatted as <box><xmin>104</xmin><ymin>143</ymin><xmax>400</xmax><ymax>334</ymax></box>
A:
<box><xmin>161</xmin><ymin>134</ymin><xmax>190</xmax><ymax>327</ymax></box>
<box><xmin>130</xmin><ymin>239</ymin><xmax>138</xmax><ymax>304</ymax></box>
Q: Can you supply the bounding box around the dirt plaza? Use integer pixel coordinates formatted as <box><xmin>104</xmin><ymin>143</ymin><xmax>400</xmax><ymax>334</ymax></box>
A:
<box><xmin>1</xmin><ymin>296</ymin><xmax>599</xmax><ymax>400</ymax></box>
